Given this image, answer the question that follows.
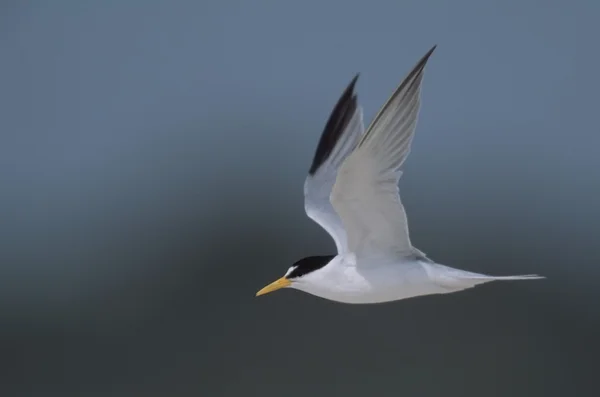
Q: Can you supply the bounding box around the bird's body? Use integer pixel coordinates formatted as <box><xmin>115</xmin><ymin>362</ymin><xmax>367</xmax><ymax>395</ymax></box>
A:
<box><xmin>256</xmin><ymin>45</ymin><xmax>543</xmax><ymax>304</ymax></box>
<box><xmin>290</xmin><ymin>253</ymin><xmax>446</xmax><ymax>304</ymax></box>
<box><xmin>290</xmin><ymin>253</ymin><xmax>540</xmax><ymax>304</ymax></box>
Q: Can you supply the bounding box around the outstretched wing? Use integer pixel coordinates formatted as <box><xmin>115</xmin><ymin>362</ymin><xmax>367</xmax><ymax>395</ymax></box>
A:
<box><xmin>331</xmin><ymin>46</ymin><xmax>436</xmax><ymax>256</ymax></box>
<box><xmin>304</xmin><ymin>75</ymin><xmax>365</xmax><ymax>254</ymax></box>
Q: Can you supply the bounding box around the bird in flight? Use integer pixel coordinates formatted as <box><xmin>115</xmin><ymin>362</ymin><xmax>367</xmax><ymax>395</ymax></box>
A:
<box><xmin>256</xmin><ymin>45</ymin><xmax>543</xmax><ymax>304</ymax></box>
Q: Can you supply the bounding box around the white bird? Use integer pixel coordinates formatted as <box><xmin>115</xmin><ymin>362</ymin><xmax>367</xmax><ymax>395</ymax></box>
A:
<box><xmin>256</xmin><ymin>45</ymin><xmax>543</xmax><ymax>304</ymax></box>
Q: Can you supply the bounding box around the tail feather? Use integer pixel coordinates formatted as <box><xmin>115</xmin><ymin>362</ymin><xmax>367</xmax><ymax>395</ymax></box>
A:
<box><xmin>467</xmin><ymin>274</ymin><xmax>545</xmax><ymax>281</ymax></box>
<box><xmin>451</xmin><ymin>273</ymin><xmax>545</xmax><ymax>290</ymax></box>
<box><xmin>425</xmin><ymin>263</ymin><xmax>544</xmax><ymax>292</ymax></box>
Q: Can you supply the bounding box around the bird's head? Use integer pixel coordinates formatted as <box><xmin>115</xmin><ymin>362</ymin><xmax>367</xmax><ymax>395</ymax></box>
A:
<box><xmin>255</xmin><ymin>255</ymin><xmax>334</xmax><ymax>297</ymax></box>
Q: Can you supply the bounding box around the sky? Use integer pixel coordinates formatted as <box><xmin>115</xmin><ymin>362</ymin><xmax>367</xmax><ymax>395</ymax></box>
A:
<box><xmin>1</xmin><ymin>1</ymin><xmax>598</xmax><ymax>396</ymax></box>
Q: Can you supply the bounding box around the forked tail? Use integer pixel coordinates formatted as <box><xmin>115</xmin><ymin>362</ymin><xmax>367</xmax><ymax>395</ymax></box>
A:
<box><xmin>424</xmin><ymin>262</ymin><xmax>544</xmax><ymax>292</ymax></box>
<box><xmin>453</xmin><ymin>273</ymin><xmax>545</xmax><ymax>290</ymax></box>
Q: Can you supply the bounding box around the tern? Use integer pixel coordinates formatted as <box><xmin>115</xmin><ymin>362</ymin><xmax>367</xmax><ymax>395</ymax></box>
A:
<box><xmin>256</xmin><ymin>45</ymin><xmax>543</xmax><ymax>304</ymax></box>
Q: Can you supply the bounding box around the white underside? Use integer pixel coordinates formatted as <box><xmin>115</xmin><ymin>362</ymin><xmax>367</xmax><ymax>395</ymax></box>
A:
<box><xmin>287</xmin><ymin>253</ymin><xmax>542</xmax><ymax>304</ymax></box>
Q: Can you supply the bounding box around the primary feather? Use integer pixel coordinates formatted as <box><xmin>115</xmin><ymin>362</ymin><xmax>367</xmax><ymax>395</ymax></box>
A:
<box><xmin>303</xmin><ymin>74</ymin><xmax>365</xmax><ymax>254</ymax></box>
<box><xmin>331</xmin><ymin>46</ymin><xmax>436</xmax><ymax>257</ymax></box>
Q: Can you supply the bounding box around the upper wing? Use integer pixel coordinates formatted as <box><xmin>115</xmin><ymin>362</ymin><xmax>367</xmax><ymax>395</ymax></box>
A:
<box><xmin>331</xmin><ymin>46</ymin><xmax>436</xmax><ymax>256</ymax></box>
<box><xmin>304</xmin><ymin>74</ymin><xmax>365</xmax><ymax>254</ymax></box>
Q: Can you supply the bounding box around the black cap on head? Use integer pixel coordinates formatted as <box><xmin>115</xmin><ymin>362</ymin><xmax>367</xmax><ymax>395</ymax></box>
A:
<box><xmin>287</xmin><ymin>255</ymin><xmax>335</xmax><ymax>279</ymax></box>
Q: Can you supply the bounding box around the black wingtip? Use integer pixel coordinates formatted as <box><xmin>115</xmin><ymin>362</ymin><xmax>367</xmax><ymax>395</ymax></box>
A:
<box><xmin>417</xmin><ymin>45</ymin><xmax>437</xmax><ymax>69</ymax></box>
<box><xmin>349</xmin><ymin>72</ymin><xmax>360</xmax><ymax>88</ymax></box>
<box><xmin>358</xmin><ymin>45</ymin><xmax>437</xmax><ymax>145</ymax></box>
<box><xmin>308</xmin><ymin>74</ymin><xmax>360</xmax><ymax>176</ymax></box>
<box><xmin>410</xmin><ymin>45</ymin><xmax>437</xmax><ymax>74</ymax></box>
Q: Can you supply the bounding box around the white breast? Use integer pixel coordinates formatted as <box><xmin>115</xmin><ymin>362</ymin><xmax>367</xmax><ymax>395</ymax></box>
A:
<box><xmin>289</xmin><ymin>254</ymin><xmax>451</xmax><ymax>304</ymax></box>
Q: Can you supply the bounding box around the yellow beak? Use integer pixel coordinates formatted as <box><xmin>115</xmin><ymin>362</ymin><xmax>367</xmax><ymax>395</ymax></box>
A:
<box><xmin>255</xmin><ymin>277</ymin><xmax>291</xmax><ymax>297</ymax></box>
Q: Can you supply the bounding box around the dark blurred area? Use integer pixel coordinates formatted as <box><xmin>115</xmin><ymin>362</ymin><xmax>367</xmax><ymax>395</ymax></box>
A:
<box><xmin>1</xmin><ymin>1</ymin><xmax>598</xmax><ymax>396</ymax></box>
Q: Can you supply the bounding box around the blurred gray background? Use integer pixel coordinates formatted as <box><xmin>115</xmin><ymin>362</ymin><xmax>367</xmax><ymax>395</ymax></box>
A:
<box><xmin>1</xmin><ymin>0</ymin><xmax>598</xmax><ymax>396</ymax></box>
